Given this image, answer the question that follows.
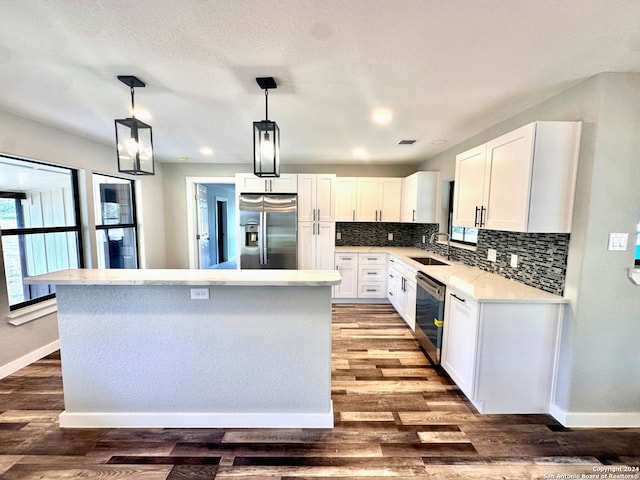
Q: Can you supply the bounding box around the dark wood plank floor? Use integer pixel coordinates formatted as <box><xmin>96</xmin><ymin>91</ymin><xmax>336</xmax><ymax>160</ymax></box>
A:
<box><xmin>1</xmin><ymin>303</ymin><xmax>639</xmax><ymax>479</ymax></box>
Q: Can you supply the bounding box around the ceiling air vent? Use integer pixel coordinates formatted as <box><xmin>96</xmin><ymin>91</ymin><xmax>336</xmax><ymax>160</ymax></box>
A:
<box><xmin>397</xmin><ymin>139</ymin><xmax>417</xmax><ymax>145</ymax></box>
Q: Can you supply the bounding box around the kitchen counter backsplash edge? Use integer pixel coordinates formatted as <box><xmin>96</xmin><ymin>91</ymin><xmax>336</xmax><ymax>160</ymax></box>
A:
<box><xmin>335</xmin><ymin>223</ymin><xmax>569</xmax><ymax>296</ymax></box>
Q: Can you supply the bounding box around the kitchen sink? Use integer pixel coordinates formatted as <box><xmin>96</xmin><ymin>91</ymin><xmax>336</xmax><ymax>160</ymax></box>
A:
<box><xmin>409</xmin><ymin>256</ymin><xmax>449</xmax><ymax>266</ymax></box>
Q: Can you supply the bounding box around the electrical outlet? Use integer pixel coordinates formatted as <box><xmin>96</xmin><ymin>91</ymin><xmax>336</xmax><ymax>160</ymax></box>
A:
<box><xmin>190</xmin><ymin>288</ymin><xmax>209</xmax><ymax>300</ymax></box>
<box><xmin>422</xmin><ymin>235</ymin><xmax>426</xmax><ymax>243</ymax></box>
<box><xmin>487</xmin><ymin>248</ymin><xmax>497</xmax><ymax>262</ymax></box>
<box><xmin>388</xmin><ymin>233</ymin><xmax>394</xmax><ymax>241</ymax></box>
<box><xmin>336</xmin><ymin>232</ymin><xmax>341</xmax><ymax>240</ymax></box>
<box><xmin>510</xmin><ymin>254</ymin><xmax>518</xmax><ymax>268</ymax></box>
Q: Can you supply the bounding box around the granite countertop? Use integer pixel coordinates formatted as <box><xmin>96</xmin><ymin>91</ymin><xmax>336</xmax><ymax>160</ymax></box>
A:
<box><xmin>25</xmin><ymin>269</ymin><xmax>342</xmax><ymax>287</ymax></box>
<box><xmin>336</xmin><ymin>246</ymin><xmax>566</xmax><ymax>304</ymax></box>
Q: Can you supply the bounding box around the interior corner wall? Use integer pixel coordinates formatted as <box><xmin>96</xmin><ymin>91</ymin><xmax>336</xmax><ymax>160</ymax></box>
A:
<box><xmin>417</xmin><ymin>72</ymin><xmax>640</xmax><ymax>421</ymax></box>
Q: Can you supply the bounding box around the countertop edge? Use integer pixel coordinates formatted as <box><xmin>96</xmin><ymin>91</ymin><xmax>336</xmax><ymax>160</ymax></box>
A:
<box><xmin>336</xmin><ymin>246</ymin><xmax>567</xmax><ymax>304</ymax></box>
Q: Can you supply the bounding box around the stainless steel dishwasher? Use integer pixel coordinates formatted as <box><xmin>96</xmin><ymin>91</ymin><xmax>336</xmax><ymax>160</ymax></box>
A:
<box><xmin>414</xmin><ymin>272</ymin><xmax>446</xmax><ymax>365</ymax></box>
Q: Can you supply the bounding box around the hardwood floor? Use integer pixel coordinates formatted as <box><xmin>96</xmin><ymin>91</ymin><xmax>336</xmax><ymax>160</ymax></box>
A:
<box><xmin>1</xmin><ymin>303</ymin><xmax>639</xmax><ymax>479</ymax></box>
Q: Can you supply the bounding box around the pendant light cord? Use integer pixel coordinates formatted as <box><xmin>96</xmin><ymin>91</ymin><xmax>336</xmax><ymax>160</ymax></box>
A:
<box><xmin>130</xmin><ymin>86</ymin><xmax>136</xmax><ymax>118</ymax></box>
<box><xmin>264</xmin><ymin>88</ymin><xmax>269</xmax><ymax>121</ymax></box>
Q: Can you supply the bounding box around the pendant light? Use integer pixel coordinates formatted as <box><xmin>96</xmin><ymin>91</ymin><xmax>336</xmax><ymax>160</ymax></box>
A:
<box><xmin>253</xmin><ymin>77</ymin><xmax>280</xmax><ymax>177</ymax></box>
<box><xmin>114</xmin><ymin>75</ymin><xmax>155</xmax><ymax>175</ymax></box>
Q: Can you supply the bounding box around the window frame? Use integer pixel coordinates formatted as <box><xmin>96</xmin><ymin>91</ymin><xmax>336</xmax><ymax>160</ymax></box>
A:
<box><xmin>447</xmin><ymin>180</ymin><xmax>478</xmax><ymax>247</ymax></box>
<box><xmin>93</xmin><ymin>173</ymin><xmax>140</xmax><ymax>269</ymax></box>
<box><xmin>0</xmin><ymin>155</ymin><xmax>84</xmax><ymax>310</ymax></box>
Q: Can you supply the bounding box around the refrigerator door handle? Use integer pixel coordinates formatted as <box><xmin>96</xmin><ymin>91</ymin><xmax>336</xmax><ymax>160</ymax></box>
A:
<box><xmin>262</xmin><ymin>211</ymin><xmax>268</xmax><ymax>265</ymax></box>
<box><xmin>258</xmin><ymin>211</ymin><xmax>264</xmax><ymax>265</ymax></box>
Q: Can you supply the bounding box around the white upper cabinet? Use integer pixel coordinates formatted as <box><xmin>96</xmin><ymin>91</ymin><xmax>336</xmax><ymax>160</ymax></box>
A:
<box><xmin>297</xmin><ymin>174</ymin><xmax>336</xmax><ymax>222</ymax></box>
<box><xmin>335</xmin><ymin>177</ymin><xmax>357</xmax><ymax>221</ymax></box>
<box><xmin>452</xmin><ymin>121</ymin><xmax>582</xmax><ymax>233</ymax></box>
<box><xmin>340</xmin><ymin>177</ymin><xmax>401</xmax><ymax>222</ymax></box>
<box><xmin>235</xmin><ymin>173</ymin><xmax>298</xmax><ymax>194</ymax></box>
<box><xmin>401</xmin><ymin>171</ymin><xmax>439</xmax><ymax>223</ymax></box>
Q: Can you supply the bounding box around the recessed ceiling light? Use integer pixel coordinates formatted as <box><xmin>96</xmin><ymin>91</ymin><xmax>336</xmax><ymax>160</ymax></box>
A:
<box><xmin>199</xmin><ymin>146</ymin><xmax>214</xmax><ymax>156</ymax></box>
<box><xmin>372</xmin><ymin>109</ymin><xmax>392</xmax><ymax>125</ymax></box>
<box><xmin>352</xmin><ymin>148</ymin><xmax>368</xmax><ymax>158</ymax></box>
<box><xmin>398</xmin><ymin>139</ymin><xmax>417</xmax><ymax>145</ymax></box>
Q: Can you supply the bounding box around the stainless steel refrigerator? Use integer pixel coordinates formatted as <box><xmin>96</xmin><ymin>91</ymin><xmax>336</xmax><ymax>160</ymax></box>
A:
<box><xmin>239</xmin><ymin>194</ymin><xmax>297</xmax><ymax>269</ymax></box>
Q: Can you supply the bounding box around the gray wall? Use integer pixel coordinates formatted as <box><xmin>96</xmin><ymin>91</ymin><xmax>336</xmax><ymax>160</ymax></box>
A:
<box><xmin>418</xmin><ymin>73</ymin><xmax>640</xmax><ymax>418</ymax></box>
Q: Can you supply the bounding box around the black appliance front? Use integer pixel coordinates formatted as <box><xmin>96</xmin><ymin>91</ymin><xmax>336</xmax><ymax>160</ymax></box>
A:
<box><xmin>414</xmin><ymin>273</ymin><xmax>446</xmax><ymax>365</ymax></box>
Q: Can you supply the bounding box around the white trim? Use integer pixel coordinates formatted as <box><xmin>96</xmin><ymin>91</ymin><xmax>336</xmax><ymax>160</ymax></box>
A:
<box><xmin>6</xmin><ymin>298</ymin><xmax>57</xmax><ymax>326</ymax></box>
<box><xmin>0</xmin><ymin>340</ymin><xmax>60</xmax><ymax>380</ymax></box>
<box><xmin>549</xmin><ymin>403</ymin><xmax>640</xmax><ymax>428</ymax></box>
<box><xmin>59</xmin><ymin>404</ymin><xmax>334</xmax><ymax>429</ymax></box>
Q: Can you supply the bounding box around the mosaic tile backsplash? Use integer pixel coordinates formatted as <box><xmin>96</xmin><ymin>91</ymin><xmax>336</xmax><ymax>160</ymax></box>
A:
<box><xmin>335</xmin><ymin>222</ymin><xmax>569</xmax><ymax>295</ymax></box>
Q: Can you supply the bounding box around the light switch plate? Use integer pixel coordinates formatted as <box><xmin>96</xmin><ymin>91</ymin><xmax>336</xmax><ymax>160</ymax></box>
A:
<box><xmin>487</xmin><ymin>248</ymin><xmax>497</xmax><ymax>262</ymax></box>
<box><xmin>608</xmin><ymin>233</ymin><xmax>629</xmax><ymax>251</ymax></box>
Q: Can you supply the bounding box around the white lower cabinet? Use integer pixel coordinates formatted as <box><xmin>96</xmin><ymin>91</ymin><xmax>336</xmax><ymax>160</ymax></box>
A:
<box><xmin>298</xmin><ymin>222</ymin><xmax>335</xmax><ymax>270</ymax></box>
<box><xmin>441</xmin><ymin>287</ymin><xmax>561</xmax><ymax>414</ymax></box>
<box><xmin>334</xmin><ymin>253</ymin><xmax>358</xmax><ymax>298</ymax></box>
<box><xmin>334</xmin><ymin>252</ymin><xmax>387</xmax><ymax>300</ymax></box>
<box><xmin>387</xmin><ymin>255</ymin><xmax>417</xmax><ymax>330</ymax></box>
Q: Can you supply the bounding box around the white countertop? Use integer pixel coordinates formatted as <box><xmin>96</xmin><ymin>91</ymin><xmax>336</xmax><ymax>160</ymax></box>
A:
<box><xmin>25</xmin><ymin>268</ymin><xmax>342</xmax><ymax>287</ymax></box>
<box><xmin>336</xmin><ymin>246</ymin><xmax>566</xmax><ymax>303</ymax></box>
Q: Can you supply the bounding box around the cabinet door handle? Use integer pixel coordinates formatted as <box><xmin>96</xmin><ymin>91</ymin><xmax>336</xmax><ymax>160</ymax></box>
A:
<box><xmin>352</xmin><ymin>210</ymin><xmax>355</xmax><ymax>221</ymax></box>
<box><xmin>366</xmin><ymin>272</ymin><xmax>376</xmax><ymax>275</ymax></box>
<box><xmin>317</xmin><ymin>208</ymin><xmax>320</xmax><ymax>219</ymax></box>
<box><xmin>366</xmin><ymin>289</ymin><xmax>376</xmax><ymax>292</ymax></box>
<box><xmin>313</xmin><ymin>209</ymin><xmax>316</xmax><ymax>221</ymax></box>
<box><xmin>412</xmin><ymin>209</ymin><xmax>416</xmax><ymax>222</ymax></box>
<box><xmin>474</xmin><ymin>206</ymin><xmax>480</xmax><ymax>227</ymax></box>
<box><xmin>317</xmin><ymin>222</ymin><xmax>320</xmax><ymax>235</ymax></box>
<box><xmin>480</xmin><ymin>206</ymin><xmax>486</xmax><ymax>227</ymax></box>
<box><xmin>451</xmin><ymin>293</ymin><xmax>466</xmax><ymax>303</ymax></box>
<box><xmin>379</xmin><ymin>210</ymin><xmax>382</xmax><ymax>221</ymax></box>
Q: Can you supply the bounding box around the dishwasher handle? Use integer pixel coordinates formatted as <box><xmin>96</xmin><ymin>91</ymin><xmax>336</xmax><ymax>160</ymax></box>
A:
<box><xmin>416</xmin><ymin>273</ymin><xmax>445</xmax><ymax>300</ymax></box>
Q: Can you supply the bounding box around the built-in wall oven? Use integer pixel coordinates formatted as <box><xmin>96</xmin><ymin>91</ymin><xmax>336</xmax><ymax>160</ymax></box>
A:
<box><xmin>414</xmin><ymin>272</ymin><xmax>446</xmax><ymax>365</ymax></box>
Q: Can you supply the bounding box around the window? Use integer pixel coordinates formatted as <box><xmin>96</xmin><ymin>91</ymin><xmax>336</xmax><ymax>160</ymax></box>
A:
<box><xmin>93</xmin><ymin>174</ymin><xmax>138</xmax><ymax>269</ymax></box>
<box><xmin>448</xmin><ymin>181</ymin><xmax>478</xmax><ymax>245</ymax></box>
<box><xmin>0</xmin><ymin>156</ymin><xmax>83</xmax><ymax>309</ymax></box>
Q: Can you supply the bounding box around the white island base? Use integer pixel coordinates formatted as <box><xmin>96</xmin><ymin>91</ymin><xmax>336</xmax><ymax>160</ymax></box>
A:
<box><xmin>27</xmin><ymin>269</ymin><xmax>340</xmax><ymax>429</ymax></box>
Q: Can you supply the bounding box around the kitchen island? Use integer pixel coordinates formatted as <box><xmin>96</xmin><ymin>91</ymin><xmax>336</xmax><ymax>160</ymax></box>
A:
<box><xmin>25</xmin><ymin>269</ymin><xmax>341</xmax><ymax>429</ymax></box>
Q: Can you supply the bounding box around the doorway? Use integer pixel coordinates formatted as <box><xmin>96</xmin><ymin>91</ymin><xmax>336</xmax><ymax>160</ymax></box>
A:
<box><xmin>186</xmin><ymin>177</ymin><xmax>237</xmax><ymax>270</ymax></box>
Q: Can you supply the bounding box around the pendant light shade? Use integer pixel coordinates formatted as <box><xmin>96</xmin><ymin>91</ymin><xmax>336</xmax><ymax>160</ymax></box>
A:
<box><xmin>253</xmin><ymin>77</ymin><xmax>280</xmax><ymax>177</ymax></box>
<box><xmin>114</xmin><ymin>75</ymin><xmax>155</xmax><ymax>176</ymax></box>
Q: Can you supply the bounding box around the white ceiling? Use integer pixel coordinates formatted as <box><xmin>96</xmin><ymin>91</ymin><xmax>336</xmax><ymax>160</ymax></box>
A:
<box><xmin>0</xmin><ymin>0</ymin><xmax>639</xmax><ymax>167</ymax></box>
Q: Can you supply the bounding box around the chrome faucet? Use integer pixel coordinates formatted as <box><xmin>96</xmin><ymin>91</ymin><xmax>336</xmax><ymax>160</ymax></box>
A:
<box><xmin>429</xmin><ymin>232</ymin><xmax>451</xmax><ymax>260</ymax></box>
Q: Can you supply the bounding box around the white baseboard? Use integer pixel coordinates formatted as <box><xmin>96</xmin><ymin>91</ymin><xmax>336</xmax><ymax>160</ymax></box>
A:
<box><xmin>550</xmin><ymin>402</ymin><xmax>640</xmax><ymax>428</ymax></box>
<box><xmin>0</xmin><ymin>340</ymin><xmax>60</xmax><ymax>380</ymax></box>
<box><xmin>59</xmin><ymin>404</ymin><xmax>335</xmax><ymax>429</ymax></box>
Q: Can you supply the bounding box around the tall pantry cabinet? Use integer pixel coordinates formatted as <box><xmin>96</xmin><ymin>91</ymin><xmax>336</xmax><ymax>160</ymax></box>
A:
<box><xmin>297</xmin><ymin>174</ymin><xmax>336</xmax><ymax>269</ymax></box>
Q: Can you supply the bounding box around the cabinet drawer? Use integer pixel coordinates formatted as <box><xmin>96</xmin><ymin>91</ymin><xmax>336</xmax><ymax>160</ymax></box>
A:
<box><xmin>335</xmin><ymin>253</ymin><xmax>357</xmax><ymax>266</ymax></box>
<box><xmin>358</xmin><ymin>253</ymin><xmax>386</xmax><ymax>265</ymax></box>
<box><xmin>358</xmin><ymin>282</ymin><xmax>387</xmax><ymax>298</ymax></box>
<box><xmin>358</xmin><ymin>264</ymin><xmax>386</xmax><ymax>281</ymax></box>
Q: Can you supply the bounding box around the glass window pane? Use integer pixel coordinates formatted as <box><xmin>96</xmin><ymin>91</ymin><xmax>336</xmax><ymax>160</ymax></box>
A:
<box><xmin>451</xmin><ymin>226</ymin><xmax>465</xmax><ymax>242</ymax></box>
<box><xmin>0</xmin><ymin>157</ymin><xmax>76</xmax><ymax>228</ymax></box>
<box><xmin>93</xmin><ymin>174</ymin><xmax>134</xmax><ymax>226</ymax></box>
<box><xmin>2</xmin><ymin>232</ymin><xmax>79</xmax><ymax>307</ymax></box>
<box><xmin>96</xmin><ymin>227</ymin><xmax>138</xmax><ymax>269</ymax></box>
<box><xmin>465</xmin><ymin>228</ymin><xmax>479</xmax><ymax>244</ymax></box>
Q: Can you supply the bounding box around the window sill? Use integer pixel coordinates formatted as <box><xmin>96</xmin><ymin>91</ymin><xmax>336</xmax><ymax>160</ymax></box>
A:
<box><xmin>446</xmin><ymin>240</ymin><xmax>477</xmax><ymax>252</ymax></box>
<box><xmin>7</xmin><ymin>299</ymin><xmax>57</xmax><ymax>326</ymax></box>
